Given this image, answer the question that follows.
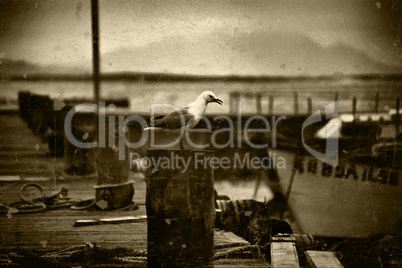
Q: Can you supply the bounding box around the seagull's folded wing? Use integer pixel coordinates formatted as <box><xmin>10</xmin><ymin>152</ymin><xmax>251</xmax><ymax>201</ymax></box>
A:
<box><xmin>150</xmin><ymin>107</ymin><xmax>194</xmax><ymax>129</ymax></box>
<box><xmin>149</xmin><ymin>115</ymin><xmax>165</xmax><ymax>127</ymax></box>
<box><xmin>164</xmin><ymin>108</ymin><xmax>195</xmax><ymax>128</ymax></box>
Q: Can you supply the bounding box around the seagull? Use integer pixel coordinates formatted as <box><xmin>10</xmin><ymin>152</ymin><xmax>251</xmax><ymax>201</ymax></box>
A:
<box><xmin>144</xmin><ymin>91</ymin><xmax>223</xmax><ymax>148</ymax></box>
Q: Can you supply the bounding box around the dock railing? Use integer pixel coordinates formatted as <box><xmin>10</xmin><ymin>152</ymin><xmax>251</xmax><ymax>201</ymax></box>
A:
<box><xmin>229</xmin><ymin>91</ymin><xmax>401</xmax><ymax>136</ymax></box>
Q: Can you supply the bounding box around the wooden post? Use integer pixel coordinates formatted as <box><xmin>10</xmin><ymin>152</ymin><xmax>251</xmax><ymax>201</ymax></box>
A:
<box><xmin>146</xmin><ymin>149</ymin><xmax>215</xmax><ymax>268</ymax></box>
<box><xmin>396</xmin><ymin>98</ymin><xmax>400</xmax><ymax>136</ymax></box>
<box><xmin>229</xmin><ymin>92</ymin><xmax>234</xmax><ymax>114</ymax></box>
<box><xmin>352</xmin><ymin>97</ymin><xmax>357</xmax><ymax>116</ymax></box>
<box><xmin>307</xmin><ymin>97</ymin><xmax>312</xmax><ymax>114</ymax></box>
<box><xmin>230</xmin><ymin>92</ymin><xmax>240</xmax><ymax>114</ymax></box>
<box><xmin>89</xmin><ymin>0</ymin><xmax>133</xmax><ymax>209</ymax></box>
<box><xmin>269</xmin><ymin>95</ymin><xmax>274</xmax><ymax>115</ymax></box>
<box><xmin>293</xmin><ymin>92</ymin><xmax>299</xmax><ymax>115</ymax></box>
<box><xmin>94</xmin><ymin>112</ymin><xmax>133</xmax><ymax>209</ymax></box>
<box><xmin>91</xmin><ymin>0</ymin><xmax>100</xmax><ymax>104</ymax></box>
<box><xmin>256</xmin><ymin>93</ymin><xmax>262</xmax><ymax>114</ymax></box>
<box><xmin>374</xmin><ymin>91</ymin><xmax>379</xmax><ymax>114</ymax></box>
<box><xmin>334</xmin><ymin>92</ymin><xmax>339</xmax><ymax>115</ymax></box>
<box><xmin>63</xmin><ymin>111</ymin><xmax>97</xmax><ymax>176</ymax></box>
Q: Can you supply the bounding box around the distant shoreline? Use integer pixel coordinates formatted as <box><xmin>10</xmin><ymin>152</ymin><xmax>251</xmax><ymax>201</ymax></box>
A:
<box><xmin>1</xmin><ymin>72</ymin><xmax>401</xmax><ymax>82</ymax></box>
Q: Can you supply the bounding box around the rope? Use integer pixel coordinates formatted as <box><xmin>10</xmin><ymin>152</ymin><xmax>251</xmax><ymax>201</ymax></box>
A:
<box><xmin>69</xmin><ymin>198</ymin><xmax>97</xmax><ymax>210</ymax></box>
<box><xmin>41</xmin><ymin>243</ymin><xmax>95</xmax><ymax>259</ymax></box>
<box><xmin>214</xmin><ymin>245</ymin><xmax>264</xmax><ymax>260</ymax></box>
<box><xmin>9</xmin><ymin>202</ymin><xmax>47</xmax><ymax>214</ymax></box>
<box><xmin>215</xmin><ymin>242</ymin><xmax>250</xmax><ymax>249</ymax></box>
<box><xmin>113</xmin><ymin>244</ymin><xmax>265</xmax><ymax>263</ymax></box>
<box><xmin>114</xmin><ymin>256</ymin><xmax>147</xmax><ymax>264</ymax></box>
<box><xmin>19</xmin><ymin>183</ymin><xmax>44</xmax><ymax>203</ymax></box>
<box><xmin>2</xmin><ymin>182</ymin><xmax>97</xmax><ymax>214</ymax></box>
<box><xmin>8</xmin><ymin>242</ymin><xmax>266</xmax><ymax>266</ymax></box>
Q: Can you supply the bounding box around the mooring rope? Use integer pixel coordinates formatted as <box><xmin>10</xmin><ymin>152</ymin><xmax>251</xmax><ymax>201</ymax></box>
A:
<box><xmin>36</xmin><ymin>243</ymin><xmax>264</xmax><ymax>265</ymax></box>
<box><xmin>114</xmin><ymin>256</ymin><xmax>148</xmax><ymax>264</ymax></box>
<box><xmin>112</xmin><ymin>244</ymin><xmax>265</xmax><ymax>264</ymax></box>
<box><xmin>214</xmin><ymin>245</ymin><xmax>264</xmax><ymax>260</ymax></box>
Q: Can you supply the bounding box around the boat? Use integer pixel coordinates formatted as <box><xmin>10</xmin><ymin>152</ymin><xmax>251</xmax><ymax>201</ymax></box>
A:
<box><xmin>268</xmin><ymin>112</ymin><xmax>402</xmax><ymax>238</ymax></box>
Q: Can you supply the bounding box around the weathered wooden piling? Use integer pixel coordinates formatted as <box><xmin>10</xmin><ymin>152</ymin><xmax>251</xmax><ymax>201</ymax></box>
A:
<box><xmin>18</xmin><ymin>92</ymin><xmax>64</xmax><ymax>156</ymax></box>
<box><xmin>146</xmin><ymin>149</ymin><xmax>215</xmax><ymax>268</ymax></box>
<box><xmin>307</xmin><ymin>97</ymin><xmax>312</xmax><ymax>114</ymax></box>
<box><xmin>293</xmin><ymin>92</ymin><xmax>298</xmax><ymax>115</ymax></box>
<box><xmin>63</xmin><ymin>111</ymin><xmax>97</xmax><ymax>175</ymax></box>
<box><xmin>374</xmin><ymin>91</ymin><xmax>379</xmax><ymax>114</ymax></box>
<box><xmin>396</xmin><ymin>98</ymin><xmax>400</xmax><ymax>136</ymax></box>
<box><xmin>268</xmin><ymin>95</ymin><xmax>274</xmax><ymax>115</ymax></box>
<box><xmin>256</xmin><ymin>93</ymin><xmax>262</xmax><ymax>114</ymax></box>
<box><xmin>352</xmin><ymin>97</ymin><xmax>357</xmax><ymax>116</ymax></box>
<box><xmin>229</xmin><ymin>92</ymin><xmax>240</xmax><ymax>114</ymax></box>
<box><xmin>94</xmin><ymin>112</ymin><xmax>133</xmax><ymax>210</ymax></box>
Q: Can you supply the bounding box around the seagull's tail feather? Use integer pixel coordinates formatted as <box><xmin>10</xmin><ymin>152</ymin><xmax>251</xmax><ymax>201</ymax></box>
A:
<box><xmin>143</xmin><ymin>126</ymin><xmax>166</xmax><ymax>131</ymax></box>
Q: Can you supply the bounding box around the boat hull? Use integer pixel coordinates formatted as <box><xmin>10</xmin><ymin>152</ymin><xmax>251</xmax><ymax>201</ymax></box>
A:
<box><xmin>269</xmin><ymin>148</ymin><xmax>401</xmax><ymax>238</ymax></box>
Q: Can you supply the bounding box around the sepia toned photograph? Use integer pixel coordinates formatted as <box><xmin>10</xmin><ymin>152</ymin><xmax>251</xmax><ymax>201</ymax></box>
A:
<box><xmin>0</xmin><ymin>0</ymin><xmax>401</xmax><ymax>267</ymax></box>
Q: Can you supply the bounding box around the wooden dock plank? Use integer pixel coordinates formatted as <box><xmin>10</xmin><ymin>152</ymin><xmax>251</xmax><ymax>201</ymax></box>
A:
<box><xmin>271</xmin><ymin>241</ymin><xmax>300</xmax><ymax>268</ymax></box>
<box><xmin>305</xmin><ymin>251</ymin><xmax>343</xmax><ymax>268</ymax></box>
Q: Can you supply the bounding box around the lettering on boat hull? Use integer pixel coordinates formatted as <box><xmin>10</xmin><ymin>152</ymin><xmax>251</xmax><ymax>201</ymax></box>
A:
<box><xmin>292</xmin><ymin>158</ymin><xmax>399</xmax><ymax>186</ymax></box>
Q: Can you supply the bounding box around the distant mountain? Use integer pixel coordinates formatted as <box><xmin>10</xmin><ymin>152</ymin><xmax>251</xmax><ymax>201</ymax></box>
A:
<box><xmin>0</xmin><ymin>59</ymin><xmax>39</xmax><ymax>75</ymax></box>
<box><xmin>0</xmin><ymin>58</ymin><xmax>89</xmax><ymax>79</ymax></box>
<box><xmin>1</xmin><ymin>31</ymin><xmax>401</xmax><ymax>78</ymax></box>
<box><xmin>229</xmin><ymin>31</ymin><xmax>401</xmax><ymax>75</ymax></box>
<box><xmin>102</xmin><ymin>31</ymin><xmax>402</xmax><ymax>76</ymax></box>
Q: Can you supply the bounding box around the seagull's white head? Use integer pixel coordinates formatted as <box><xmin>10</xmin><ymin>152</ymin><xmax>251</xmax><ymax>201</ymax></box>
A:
<box><xmin>200</xmin><ymin>91</ymin><xmax>223</xmax><ymax>105</ymax></box>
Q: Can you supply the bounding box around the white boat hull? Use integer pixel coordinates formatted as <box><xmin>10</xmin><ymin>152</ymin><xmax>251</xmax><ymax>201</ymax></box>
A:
<box><xmin>269</xmin><ymin>149</ymin><xmax>401</xmax><ymax>238</ymax></box>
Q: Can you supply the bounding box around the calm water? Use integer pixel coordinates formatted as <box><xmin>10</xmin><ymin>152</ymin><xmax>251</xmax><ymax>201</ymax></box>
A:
<box><xmin>0</xmin><ymin>78</ymin><xmax>401</xmax><ymax>114</ymax></box>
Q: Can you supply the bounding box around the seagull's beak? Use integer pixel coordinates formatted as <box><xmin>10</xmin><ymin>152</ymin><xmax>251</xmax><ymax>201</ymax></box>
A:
<box><xmin>214</xmin><ymin>98</ymin><xmax>223</xmax><ymax>105</ymax></box>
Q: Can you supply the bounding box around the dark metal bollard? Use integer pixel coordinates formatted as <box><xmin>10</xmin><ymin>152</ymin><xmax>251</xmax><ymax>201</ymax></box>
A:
<box><xmin>146</xmin><ymin>149</ymin><xmax>215</xmax><ymax>268</ymax></box>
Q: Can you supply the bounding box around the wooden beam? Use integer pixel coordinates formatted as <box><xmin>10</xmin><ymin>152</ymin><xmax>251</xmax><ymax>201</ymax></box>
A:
<box><xmin>271</xmin><ymin>236</ymin><xmax>300</xmax><ymax>268</ymax></box>
<box><xmin>305</xmin><ymin>251</ymin><xmax>343</xmax><ymax>268</ymax></box>
<box><xmin>74</xmin><ymin>215</ymin><xmax>147</xmax><ymax>227</ymax></box>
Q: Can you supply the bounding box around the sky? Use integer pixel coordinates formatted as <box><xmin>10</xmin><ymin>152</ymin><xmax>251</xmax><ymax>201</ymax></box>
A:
<box><xmin>0</xmin><ymin>0</ymin><xmax>401</xmax><ymax>76</ymax></box>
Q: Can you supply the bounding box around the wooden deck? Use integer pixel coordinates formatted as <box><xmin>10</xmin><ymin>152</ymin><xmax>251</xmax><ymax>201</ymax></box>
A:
<box><xmin>0</xmin><ymin>112</ymin><xmax>271</xmax><ymax>267</ymax></box>
<box><xmin>0</xmin><ymin>176</ymin><xmax>148</xmax><ymax>251</ymax></box>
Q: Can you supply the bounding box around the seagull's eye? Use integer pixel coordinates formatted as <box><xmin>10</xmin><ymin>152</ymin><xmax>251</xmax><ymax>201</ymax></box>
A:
<box><xmin>209</xmin><ymin>95</ymin><xmax>213</xmax><ymax>98</ymax></box>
